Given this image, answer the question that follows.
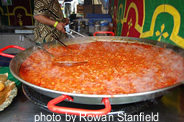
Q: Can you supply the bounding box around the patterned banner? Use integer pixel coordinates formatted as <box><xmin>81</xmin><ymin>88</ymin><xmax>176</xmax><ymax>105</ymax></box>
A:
<box><xmin>112</xmin><ymin>0</ymin><xmax>119</xmax><ymax>35</ymax></box>
<box><xmin>116</xmin><ymin>0</ymin><xmax>125</xmax><ymax>36</ymax></box>
<box><xmin>109</xmin><ymin>0</ymin><xmax>184</xmax><ymax>48</ymax></box>
<box><xmin>0</xmin><ymin>3</ymin><xmax>9</xmax><ymax>25</ymax></box>
<box><xmin>121</xmin><ymin>0</ymin><xmax>144</xmax><ymax>37</ymax></box>
<box><xmin>141</xmin><ymin>0</ymin><xmax>184</xmax><ymax>48</ymax></box>
<box><xmin>0</xmin><ymin>0</ymin><xmax>34</xmax><ymax>26</ymax></box>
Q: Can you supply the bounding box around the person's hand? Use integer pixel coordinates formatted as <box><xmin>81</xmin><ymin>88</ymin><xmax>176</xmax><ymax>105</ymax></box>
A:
<box><xmin>63</xmin><ymin>18</ymin><xmax>69</xmax><ymax>25</ymax></box>
<box><xmin>56</xmin><ymin>22</ymin><xmax>66</xmax><ymax>33</ymax></box>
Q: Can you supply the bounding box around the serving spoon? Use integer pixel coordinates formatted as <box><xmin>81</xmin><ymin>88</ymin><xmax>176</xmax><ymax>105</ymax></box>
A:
<box><xmin>23</xmin><ymin>35</ymin><xmax>88</xmax><ymax>66</ymax></box>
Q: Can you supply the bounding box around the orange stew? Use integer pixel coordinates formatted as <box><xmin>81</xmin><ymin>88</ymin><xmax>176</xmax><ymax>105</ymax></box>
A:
<box><xmin>19</xmin><ymin>41</ymin><xmax>184</xmax><ymax>95</ymax></box>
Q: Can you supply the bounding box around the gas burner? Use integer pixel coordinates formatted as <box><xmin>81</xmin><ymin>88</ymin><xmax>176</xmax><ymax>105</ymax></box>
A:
<box><xmin>22</xmin><ymin>84</ymin><xmax>161</xmax><ymax>116</ymax></box>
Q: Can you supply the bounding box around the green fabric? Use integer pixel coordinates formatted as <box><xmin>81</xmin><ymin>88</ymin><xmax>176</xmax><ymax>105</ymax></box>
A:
<box><xmin>143</xmin><ymin>1</ymin><xmax>175</xmax><ymax>45</ymax></box>
<box><xmin>116</xmin><ymin>0</ymin><xmax>125</xmax><ymax>36</ymax></box>
<box><xmin>0</xmin><ymin>67</ymin><xmax>21</xmax><ymax>88</ymax></box>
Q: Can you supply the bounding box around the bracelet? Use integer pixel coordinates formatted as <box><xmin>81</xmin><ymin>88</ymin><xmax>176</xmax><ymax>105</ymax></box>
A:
<box><xmin>54</xmin><ymin>21</ymin><xmax>58</xmax><ymax>28</ymax></box>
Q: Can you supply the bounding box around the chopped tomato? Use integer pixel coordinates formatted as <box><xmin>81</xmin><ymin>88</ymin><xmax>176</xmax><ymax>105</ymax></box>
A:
<box><xmin>19</xmin><ymin>41</ymin><xmax>184</xmax><ymax>95</ymax></box>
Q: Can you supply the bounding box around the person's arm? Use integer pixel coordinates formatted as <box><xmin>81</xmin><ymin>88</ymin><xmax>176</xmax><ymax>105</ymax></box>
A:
<box><xmin>34</xmin><ymin>15</ymin><xmax>66</xmax><ymax>33</ymax></box>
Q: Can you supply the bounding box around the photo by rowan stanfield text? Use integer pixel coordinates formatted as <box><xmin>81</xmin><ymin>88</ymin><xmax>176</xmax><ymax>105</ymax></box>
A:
<box><xmin>34</xmin><ymin>112</ymin><xmax>159</xmax><ymax>122</ymax></box>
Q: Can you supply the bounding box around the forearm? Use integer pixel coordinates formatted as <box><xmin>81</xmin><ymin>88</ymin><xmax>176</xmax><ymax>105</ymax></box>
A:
<box><xmin>34</xmin><ymin>15</ymin><xmax>66</xmax><ymax>33</ymax></box>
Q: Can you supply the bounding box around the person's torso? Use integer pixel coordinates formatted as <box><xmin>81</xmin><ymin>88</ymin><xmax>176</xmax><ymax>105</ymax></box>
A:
<box><xmin>34</xmin><ymin>0</ymin><xmax>65</xmax><ymax>43</ymax></box>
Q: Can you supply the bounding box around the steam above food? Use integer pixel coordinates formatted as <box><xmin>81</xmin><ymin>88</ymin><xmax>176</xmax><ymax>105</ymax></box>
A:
<box><xmin>19</xmin><ymin>41</ymin><xmax>184</xmax><ymax>95</ymax></box>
